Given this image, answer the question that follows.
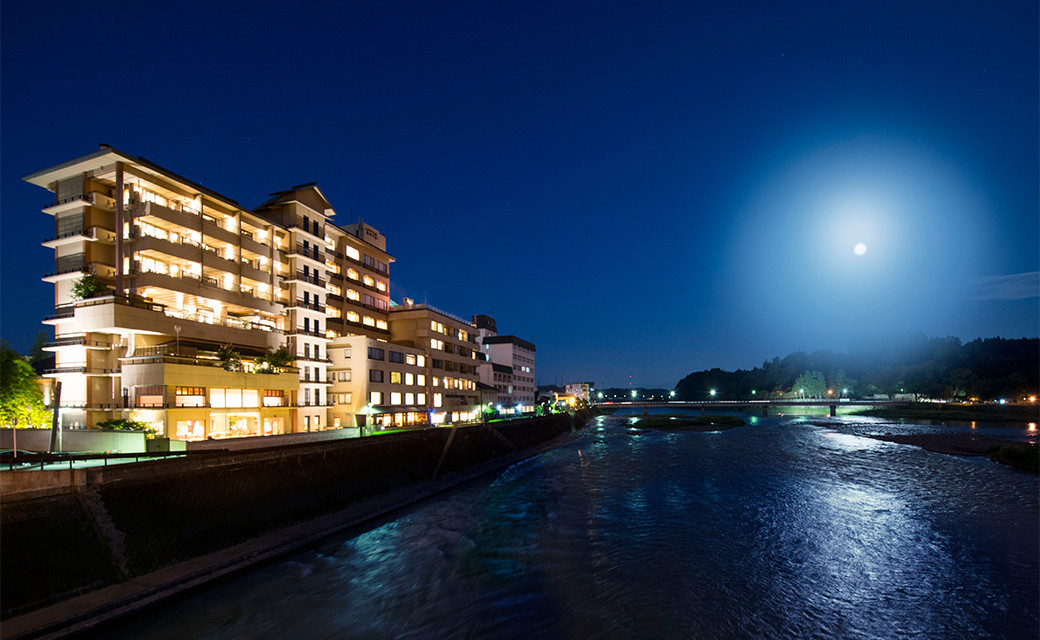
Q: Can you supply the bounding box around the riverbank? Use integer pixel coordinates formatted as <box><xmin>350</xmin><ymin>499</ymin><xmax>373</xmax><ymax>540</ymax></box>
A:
<box><xmin>633</xmin><ymin>414</ymin><xmax>746</xmax><ymax>432</ymax></box>
<box><xmin>1</xmin><ymin>412</ymin><xmax>589</xmax><ymax>639</ymax></box>
<box><xmin>853</xmin><ymin>403</ymin><xmax>1039</xmax><ymax>424</ymax></box>
<box><xmin>865</xmin><ymin>434</ymin><xmax>1038</xmax><ymax>473</ymax></box>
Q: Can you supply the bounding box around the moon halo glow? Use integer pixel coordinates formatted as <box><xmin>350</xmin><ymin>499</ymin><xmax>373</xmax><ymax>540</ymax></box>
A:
<box><xmin>853</xmin><ymin>242</ymin><xmax>867</xmax><ymax>256</ymax></box>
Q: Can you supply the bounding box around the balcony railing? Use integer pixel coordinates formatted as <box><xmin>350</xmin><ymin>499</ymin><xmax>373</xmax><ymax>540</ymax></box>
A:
<box><xmin>43</xmin><ymin>192</ymin><xmax>99</xmax><ymax>210</ymax></box>
<box><xmin>43</xmin><ymin>226</ymin><xmax>100</xmax><ymax>244</ymax></box>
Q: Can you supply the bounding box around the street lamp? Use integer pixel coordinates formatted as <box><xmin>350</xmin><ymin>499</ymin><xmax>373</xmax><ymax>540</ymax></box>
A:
<box><xmin>709</xmin><ymin>389</ymin><xmax>716</xmax><ymax>398</ymax></box>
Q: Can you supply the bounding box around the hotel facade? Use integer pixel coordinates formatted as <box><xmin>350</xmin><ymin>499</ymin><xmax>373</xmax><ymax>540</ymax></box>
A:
<box><xmin>26</xmin><ymin>146</ymin><xmax>531</xmax><ymax>441</ymax></box>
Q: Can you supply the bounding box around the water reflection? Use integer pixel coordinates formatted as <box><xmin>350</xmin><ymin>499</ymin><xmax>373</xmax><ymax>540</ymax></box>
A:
<box><xmin>105</xmin><ymin>413</ymin><xmax>1038</xmax><ymax>640</ymax></box>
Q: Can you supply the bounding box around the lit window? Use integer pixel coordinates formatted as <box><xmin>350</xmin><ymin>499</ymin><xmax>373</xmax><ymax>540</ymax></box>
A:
<box><xmin>405</xmin><ymin>372</ymin><xmax>414</xmax><ymax>385</ymax></box>
<box><xmin>405</xmin><ymin>354</ymin><xmax>416</xmax><ymax>365</ymax></box>
<box><xmin>376</xmin><ymin>319</ymin><xmax>388</xmax><ymax>330</ymax></box>
<box><xmin>417</xmin><ymin>355</ymin><xmax>425</xmax><ymax>367</ymax></box>
<box><xmin>345</xmin><ymin>246</ymin><xmax>360</xmax><ymax>261</ymax></box>
<box><xmin>433</xmin><ymin>393</ymin><xmax>442</xmax><ymax>408</ymax></box>
<box><xmin>418</xmin><ymin>393</ymin><xmax>426</xmax><ymax>405</ymax></box>
<box><xmin>405</xmin><ymin>392</ymin><xmax>414</xmax><ymax>404</ymax></box>
<box><xmin>347</xmin><ymin>311</ymin><xmax>360</xmax><ymax>322</ymax></box>
<box><xmin>390</xmin><ymin>392</ymin><xmax>402</xmax><ymax>405</ymax></box>
<box><xmin>390</xmin><ymin>371</ymin><xmax>402</xmax><ymax>384</ymax></box>
<box><xmin>363</xmin><ymin>275</ymin><xmax>375</xmax><ymax>287</ymax></box>
<box><xmin>363</xmin><ymin>316</ymin><xmax>375</xmax><ymax>326</ymax></box>
<box><xmin>370</xmin><ymin>391</ymin><xmax>381</xmax><ymax>404</ymax></box>
<box><xmin>417</xmin><ymin>375</ymin><xmax>426</xmax><ymax>386</ymax></box>
<box><xmin>347</xmin><ymin>289</ymin><xmax>360</xmax><ymax>301</ymax></box>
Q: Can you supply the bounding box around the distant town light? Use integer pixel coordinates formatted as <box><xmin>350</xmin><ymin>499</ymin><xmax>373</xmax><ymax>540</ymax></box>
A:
<box><xmin>709</xmin><ymin>389</ymin><xmax>716</xmax><ymax>397</ymax></box>
<box><xmin>999</xmin><ymin>398</ymin><xmax>1006</xmax><ymax>405</ymax></box>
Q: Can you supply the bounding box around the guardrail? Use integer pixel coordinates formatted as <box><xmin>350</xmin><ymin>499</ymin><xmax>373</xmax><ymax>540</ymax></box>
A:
<box><xmin>0</xmin><ymin>448</ymin><xmax>229</xmax><ymax>472</ymax></box>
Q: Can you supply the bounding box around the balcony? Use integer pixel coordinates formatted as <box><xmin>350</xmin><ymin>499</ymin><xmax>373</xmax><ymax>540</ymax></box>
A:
<box><xmin>287</xmin><ymin>242</ymin><xmax>325</xmax><ymax>263</ymax></box>
<box><xmin>45</xmin><ymin>335</ymin><xmax>113</xmax><ymax>350</ymax></box>
<box><xmin>42</xmin><ymin>226</ymin><xmax>106</xmax><ymax>248</ymax></box>
<box><xmin>294</xmin><ymin>299</ymin><xmax>324</xmax><ymax>311</ymax></box>
<box><xmin>287</xmin><ymin>270</ymin><xmax>326</xmax><ymax>288</ymax></box>
<box><xmin>42</xmin><ymin>192</ymin><xmax>101</xmax><ymax>215</ymax></box>
<box><xmin>287</xmin><ymin>327</ymin><xmax>325</xmax><ymax>338</ymax></box>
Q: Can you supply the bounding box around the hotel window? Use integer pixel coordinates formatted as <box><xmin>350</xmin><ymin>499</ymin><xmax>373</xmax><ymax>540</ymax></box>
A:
<box><xmin>370</xmin><ymin>391</ymin><xmax>382</xmax><ymax>404</ymax></box>
<box><xmin>405</xmin><ymin>392</ymin><xmax>414</xmax><ymax>404</ymax></box>
<box><xmin>376</xmin><ymin>319</ymin><xmax>388</xmax><ymax>330</ymax></box>
<box><xmin>347</xmin><ymin>311</ymin><xmax>360</xmax><ymax>323</ymax></box>
<box><xmin>338</xmin><ymin>370</ymin><xmax>352</xmax><ymax>382</ymax></box>
<box><xmin>390</xmin><ymin>371</ymin><xmax>402</xmax><ymax>384</ymax></box>
<box><xmin>390</xmin><ymin>392</ymin><xmax>402</xmax><ymax>405</ymax></box>
<box><xmin>363</xmin><ymin>316</ymin><xmax>375</xmax><ymax>326</ymax></box>
<box><xmin>417</xmin><ymin>393</ymin><xmax>426</xmax><ymax>404</ymax></box>
<box><xmin>345</xmin><ymin>246</ymin><xmax>360</xmax><ymax>261</ymax></box>
<box><xmin>376</xmin><ymin>281</ymin><xmax>386</xmax><ymax>292</ymax></box>
<box><xmin>405</xmin><ymin>354</ymin><xmax>416</xmax><ymax>366</ymax></box>
<box><xmin>433</xmin><ymin>393</ymin><xmax>442</xmax><ymax>408</ymax></box>
<box><xmin>135</xmin><ymin>386</ymin><xmax>164</xmax><ymax>408</ymax></box>
<box><xmin>363</xmin><ymin>275</ymin><xmax>375</xmax><ymax>287</ymax></box>
<box><xmin>417</xmin><ymin>374</ymin><xmax>426</xmax><ymax>386</ymax></box>
<box><xmin>431</xmin><ymin>339</ymin><xmax>444</xmax><ymax>350</ymax></box>
<box><xmin>343</xmin><ymin>348</ymin><xmax>351</xmax><ymax>359</ymax></box>
<box><xmin>363</xmin><ymin>254</ymin><xmax>375</xmax><ymax>268</ymax></box>
<box><xmin>389</xmin><ymin>351</ymin><xmax>404</xmax><ymax>364</ymax></box>
<box><xmin>347</xmin><ymin>289</ymin><xmax>360</xmax><ymax>301</ymax></box>
<box><xmin>417</xmin><ymin>355</ymin><xmax>425</xmax><ymax>367</ymax></box>
<box><xmin>404</xmin><ymin>372</ymin><xmax>414</xmax><ymax>385</ymax></box>
<box><xmin>347</xmin><ymin>268</ymin><xmax>359</xmax><ymax>280</ymax></box>
<box><xmin>263</xmin><ymin>390</ymin><xmax>285</xmax><ymax>407</ymax></box>
<box><xmin>175</xmin><ymin>386</ymin><xmax>205</xmax><ymax>407</ymax></box>
<box><xmin>370</xmin><ymin>370</ymin><xmax>384</xmax><ymax>383</ymax></box>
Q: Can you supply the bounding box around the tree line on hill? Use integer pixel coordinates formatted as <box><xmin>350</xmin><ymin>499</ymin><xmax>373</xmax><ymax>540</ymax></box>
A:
<box><xmin>673</xmin><ymin>333</ymin><xmax>1038</xmax><ymax>402</ymax></box>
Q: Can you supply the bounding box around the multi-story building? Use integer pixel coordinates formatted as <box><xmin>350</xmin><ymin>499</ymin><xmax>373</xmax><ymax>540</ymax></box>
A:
<box><xmin>389</xmin><ymin>303</ymin><xmax>483</xmax><ymax>424</ymax></box>
<box><xmin>327</xmin><ymin>335</ymin><xmax>428</xmax><ymax>431</ymax></box>
<box><xmin>472</xmin><ymin>314</ymin><xmax>537</xmax><ymax>413</ymax></box>
<box><xmin>26</xmin><ymin>146</ymin><xmax>297</xmax><ymax>437</ymax></box>
<box><xmin>27</xmin><ymin>146</ymin><xmax>529</xmax><ymax>441</ymax></box>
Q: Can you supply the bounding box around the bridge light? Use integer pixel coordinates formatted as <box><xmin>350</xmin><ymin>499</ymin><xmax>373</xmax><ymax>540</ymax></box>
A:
<box><xmin>709</xmin><ymin>389</ymin><xmax>716</xmax><ymax>397</ymax></box>
<box><xmin>751</xmin><ymin>390</ymin><xmax>756</xmax><ymax>395</ymax></box>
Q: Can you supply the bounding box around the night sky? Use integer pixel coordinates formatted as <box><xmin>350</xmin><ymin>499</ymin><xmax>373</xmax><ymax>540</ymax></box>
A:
<box><xmin>2</xmin><ymin>1</ymin><xmax>1037</xmax><ymax>388</ymax></box>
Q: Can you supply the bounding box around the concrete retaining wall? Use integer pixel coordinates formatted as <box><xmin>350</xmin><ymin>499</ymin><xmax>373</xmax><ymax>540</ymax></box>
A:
<box><xmin>0</xmin><ymin>429</ymin><xmax>147</xmax><ymax>454</ymax></box>
<box><xmin>0</xmin><ymin>413</ymin><xmax>584</xmax><ymax>622</ymax></box>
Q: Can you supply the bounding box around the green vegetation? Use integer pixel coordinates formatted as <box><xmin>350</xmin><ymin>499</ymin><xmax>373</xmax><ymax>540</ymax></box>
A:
<box><xmin>674</xmin><ymin>333</ymin><xmax>1038</xmax><ymax>403</ymax></box>
<box><xmin>634</xmin><ymin>414</ymin><xmax>745</xmax><ymax>431</ymax></box>
<box><xmin>217</xmin><ymin>344</ymin><xmax>241</xmax><ymax>371</ymax></box>
<box><xmin>94</xmin><ymin>418</ymin><xmax>162</xmax><ymax>439</ymax></box>
<box><xmin>854</xmin><ymin>404</ymin><xmax>1039</xmax><ymax>423</ymax></box>
<box><xmin>985</xmin><ymin>443</ymin><xmax>1039</xmax><ymax>474</ymax></box>
<box><xmin>70</xmin><ymin>273</ymin><xmax>107</xmax><ymax>299</ymax></box>
<box><xmin>0</xmin><ymin>345</ymin><xmax>50</xmax><ymax>428</ymax></box>
<box><xmin>256</xmin><ymin>346</ymin><xmax>295</xmax><ymax>373</ymax></box>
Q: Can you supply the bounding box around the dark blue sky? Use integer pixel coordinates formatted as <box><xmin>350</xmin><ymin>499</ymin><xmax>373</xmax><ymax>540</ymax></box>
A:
<box><xmin>2</xmin><ymin>1</ymin><xmax>1037</xmax><ymax>387</ymax></box>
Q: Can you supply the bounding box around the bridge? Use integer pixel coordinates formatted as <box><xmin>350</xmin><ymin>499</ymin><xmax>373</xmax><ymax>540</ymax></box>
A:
<box><xmin>593</xmin><ymin>400</ymin><xmax>911</xmax><ymax>417</ymax></box>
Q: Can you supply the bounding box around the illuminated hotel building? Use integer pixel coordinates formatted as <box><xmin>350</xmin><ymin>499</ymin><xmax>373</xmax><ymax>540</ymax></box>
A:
<box><xmin>389</xmin><ymin>303</ymin><xmax>484</xmax><ymax>424</ymax></box>
<box><xmin>26</xmin><ymin>146</ymin><xmax>392</xmax><ymax>440</ymax></box>
<box><xmin>473</xmin><ymin>314</ymin><xmax>537</xmax><ymax>413</ymax></box>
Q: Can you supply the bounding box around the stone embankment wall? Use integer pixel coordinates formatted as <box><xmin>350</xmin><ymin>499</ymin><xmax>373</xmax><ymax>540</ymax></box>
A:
<box><xmin>1</xmin><ymin>413</ymin><xmax>587</xmax><ymax>621</ymax></box>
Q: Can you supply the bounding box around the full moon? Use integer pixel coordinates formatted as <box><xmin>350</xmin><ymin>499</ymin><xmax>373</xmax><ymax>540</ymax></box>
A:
<box><xmin>853</xmin><ymin>242</ymin><xmax>868</xmax><ymax>256</ymax></box>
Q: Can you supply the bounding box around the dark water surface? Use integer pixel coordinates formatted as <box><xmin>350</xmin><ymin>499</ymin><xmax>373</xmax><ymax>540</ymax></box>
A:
<box><xmin>106</xmin><ymin>413</ymin><xmax>1039</xmax><ymax>639</ymax></box>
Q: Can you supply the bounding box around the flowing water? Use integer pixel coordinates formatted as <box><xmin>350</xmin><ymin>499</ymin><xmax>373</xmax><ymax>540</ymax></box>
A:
<box><xmin>106</xmin><ymin>412</ymin><xmax>1038</xmax><ymax>639</ymax></box>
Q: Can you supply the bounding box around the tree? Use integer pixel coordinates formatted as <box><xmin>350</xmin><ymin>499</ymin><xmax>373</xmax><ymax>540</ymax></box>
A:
<box><xmin>29</xmin><ymin>330</ymin><xmax>49</xmax><ymax>363</ymax></box>
<box><xmin>792</xmin><ymin>370</ymin><xmax>826</xmax><ymax>399</ymax></box>
<box><xmin>71</xmin><ymin>273</ymin><xmax>107</xmax><ymax>300</ymax></box>
<box><xmin>217</xmin><ymin>344</ymin><xmax>241</xmax><ymax>371</ymax></box>
<box><xmin>0</xmin><ymin>346</ymin><xmax>50</xmax><ymax>428</ymax></box>
<box><xmin>257</xmin><ymin>346</ymin><xmax>295</xmax><ymax>372</ymax></box>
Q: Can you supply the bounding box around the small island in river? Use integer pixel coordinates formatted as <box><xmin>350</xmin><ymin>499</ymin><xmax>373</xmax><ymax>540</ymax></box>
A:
<box><xmin>633</xmin><ymin>414</ymin><xmax>746</xmax><ymax>432</ymax></box>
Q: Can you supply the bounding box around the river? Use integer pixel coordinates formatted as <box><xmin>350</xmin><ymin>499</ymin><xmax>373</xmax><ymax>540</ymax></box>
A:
<box><xmin>105</xmin><ymin>411</ymin><xmax>1038</xmax><ymax>639</ymax></box>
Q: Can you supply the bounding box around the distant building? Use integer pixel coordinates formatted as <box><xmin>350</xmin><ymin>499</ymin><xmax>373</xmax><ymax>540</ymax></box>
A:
<box><xmin>565</xmin><ymin>382</ymin><xmax>594</xmax><ymax>401</ymax></box>
<box><xmin>472</xmin><ymin>314</ymin><xmax>536</xmax><ymax>413</ymax></box>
